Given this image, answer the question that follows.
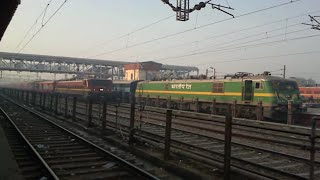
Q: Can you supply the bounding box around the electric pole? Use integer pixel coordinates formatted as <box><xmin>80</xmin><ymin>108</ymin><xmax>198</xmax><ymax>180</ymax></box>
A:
<box><xmin>210</xmin><ymin>67</ymin><xmax>216</xmax><ymax>79</ymax></box>
<box><xmin>205</xmin><ymin>69</ymin><xmax>208</xmax><ymax>79</ymax></box>
<box><xmin>283</xmin><ymin>65</ymin><xmax>286</xmax><ymax>79</ymax></box>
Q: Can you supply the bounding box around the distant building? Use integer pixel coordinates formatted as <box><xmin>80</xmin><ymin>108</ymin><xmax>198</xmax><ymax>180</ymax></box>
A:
<box><xmin>124</xmin><ymin>61</ymin><xmax>162</xmax><ymax>80</ymax></box>
<box><xmin>289</xmin><ymin>77</ymin><xmax>317</xmax><ymax>87</ymax></box>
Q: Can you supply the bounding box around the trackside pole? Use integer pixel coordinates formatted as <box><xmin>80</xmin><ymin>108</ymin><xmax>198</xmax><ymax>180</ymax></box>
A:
<box><xmin>101</xmin><ymin>100</ymin><xmax>107</xmax><ymax>135</ymax></box>
<box><xmin>21</xmin><ymin>91</ymin><xmax>23</xmax><ymax>101</ymax></box>
<box><xmin>256</xmin><ymin>101</ymin><xmax>263</xmax><ymax>121</ymax></box>
<box><xmin>26</xmin><ymin>91</ymin><xmax>29</xmax><ymax>105</ymax></box>
<box><xmin>43</xmin><ymin>94</ymin><xmax>47</xmax><ymax>110</ymax></box>
<box><xmin>87</xmin><ymin>98</ymin><xmax>93</xmax><ymax>127</ymax></box>
<box><xmin>211</xmin><ymin>99</ymin><xmax>217</xmax><ymax>115</ymax></box>
<box><xmin>32</xmin><ymin>92</ymin><xmax>36</xmax><ymax>106</ymax></box>
<box><xmin>129</xmin><ymin>94</ymin><xmax>136</xmax><ymax>145</ymax></box>
<box><xmin>49</xmin><ymin>94</ymin><xmax>53</xmax><ymax>112</ymax></box>
<box><xmin>167</xmin><ymin>96</ymin><xmax>171</xmax><ymax>109</ymax></box>
<box><xmin>224</xmin><ymin>115</ymin><xmax>232</xmax><ymax>180</ymax></box>
<box><xmin>195</xmin><ymin>98</ymin><xmax>199</xmax><ymax>112</ymax></box>
<box><xmin>156</xmin><ymin>95</ymin><xmax>160</xmax><ymax>107</ymax></box>
<box><xmin>115</xmin><ymin>103</ymin><xmax>119</xmax><ymax>132</ymax></box>
<box><xmin>164</xmin><ymin>110</ymin><xmax>172</xmax><ymax>160</ymax></box>
<box><xmin>232</xmin><ymin>100</ymin><xmax>237</xmax><ymax>117</ymax></box>
<box><xmin>39</xmin><ymin>93</ymin><xmax>42</xmax><ymax>108</ymax></box>
<box><xmin>287</xmin><ymin>100</ymin><xmax>293</xmax><ymax>125</ymax></box>
<box><xmin>55</xmin><ymin>94</ymin><xmax>59</xmax><ymax>115</ymax></box>
<box><xmin>72</xmin><ymin>97</ymin><xmax>77</xmax><ymax>121</ymax></box>
<box><xmin>64</xmin><ymin>96</ymin><xmax>68</xmax><ymax>118</ymax></box>
<box><xmin>179</xmin><ymin>97</ymin><xmax>183</xmax><ymax>110</ymax></box>
<box><xmin>310</xmin><ymin>117</ymin><xmax>319</xmax><ymax>180</ymax></box>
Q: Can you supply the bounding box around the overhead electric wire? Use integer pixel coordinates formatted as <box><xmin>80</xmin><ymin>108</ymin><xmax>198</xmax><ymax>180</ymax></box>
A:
<box><xmin>84</xmin><ymin>14</ymin><xmax>175</xmax><ymax>56</ymax></box>
<box><xmin>90</xmin><ymin>0</ymin><xmax>302</xmax><ymax>58</ymax></box>
<box><xmin>191</xmin><ymin>46</ymin><xmax>320</xmax><ymax>68</ymax></box>
<box><xmin>18</xmin><ymin>0</ymin><xmax>68</xmax><ymax>53</ymax></box>
<box><xmin>293</xmin><ymin>72</ymin><xmax>320</xmax><ymax>75</ymax></box>
<box><xmin>224</xmin><ymin>0</ymin><xmax>231</xmax><ymax>8</ymax></box>
<box><xmin>200</xmin><ymin>23</ymin><xmax>303</xmax><ymax>50</ymax></box>
<box><xmin>165</xmin><ymin>22</ymin><xmax>304</xmax><ymax>57</ymax></box>
<box><xmin>129</xmin><ymin>9</ymin><xmax>320</xmax><ymax>58</ymax></box>
<box><xmin>156</xmin><ymin>28</ymin><xmax>312</xmax><ymax>62</ymax></box>
<box><xmin>193</xmin><ymin>50</ymin><xmax>320</xmax><ymax>70</ymax></box>
<box><xmin>15</xmin><ymin>0</ymin><xmax>54</xmax><ymax>50</ymax></box>
<box><xmin>269</xmin><ymin>69</ymin><xmax>283</xmax><ymax>73</ymax></box>
<box><xmin>214</xmin><ymin>50</ymin><xmax>320</xmax><ymax>64</ymax></box>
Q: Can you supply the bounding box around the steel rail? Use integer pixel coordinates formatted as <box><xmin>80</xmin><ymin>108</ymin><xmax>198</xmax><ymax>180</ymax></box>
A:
<box><xmin>110</xmin><ymin>102</ymin><xmax>319</xmax><ymax>136</ymax></box>
<box><xmin>56</xmin><ymin>100</ymin><xmax>320</xmax><ymax>165</ymax></box>
<box><xmin>1</xmin><ymin>95</ymin><xmax>160</xmax><ymax>180</ymax></box>
<box><xmin>10</xmin><ymin>93</ymin><xmax>319</xmax><ymax>179</ymax></box>
<box><xmin>77</xmin><ymin>101</ymin><xmax>318</xmax><ymax>139</ymax></box>
<box><xmin>137</xmin><ymin>118</ymin><xmax>320</xmax><ymax>165</ymax></box>
<box><xmin>120</xmin><ymin>107</ymin><xmax>318</xmax><ymax>147</ymax></box>
<box><xmin>18</xmin><ymin>94</ymin><xmax>319</xmax><ymax>179</ymax></box>
<box><xmin>53</xmin><ymin>102</ymin><xmax>315</xmax><ymax>180</ymax></box>
<box><xmin>63</xmin><ymin>100</ymin><xmax>314</xmax><ymax>136</ymax></box>
<box><xmin>67</xmin><ymin>102</ymin><xmax>320</xmax><ymax>151</ymax></box>
<box><xmin>0</xmin><ymin>107</ymin><xmax>60</xmax><ymax>180</ymax></box>
<box><xmin>76</xmin><ymin>112</ymin><xmax>312</xmax><ymax>180</ymax></box>
<box><xmin>137</xmin><ymin>127</ymin><xmax>310</xmax><ymax>180</ymax></box>
<box><xmin>109</xmin><ymin>104</ymin><xmax>320</xmax><ymax>148</ymax></box>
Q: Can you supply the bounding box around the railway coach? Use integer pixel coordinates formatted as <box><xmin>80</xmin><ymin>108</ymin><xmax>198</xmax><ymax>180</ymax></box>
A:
<box><xmin>134</xmin><ymin>74</ymin><xmax>303</xmax><ymax>121</ymax></box>
<box><xmin>299</xmin><ymin>86</ymin><xmax>320</xmax><ymax>102</ymax></box>
<box><xmin>112</xmin><ymin>80</ymin><xmax>141</xmax><ymax>103</ymax></box>
<box><xmin>36</xmin><ymin>79</ymin><xmax>113</xmax><ymax>97</ymax></box>
<box><xmin>2</xmin><ymin>79</ymin><xmax>113</xmax><ymax>98</ymax></box>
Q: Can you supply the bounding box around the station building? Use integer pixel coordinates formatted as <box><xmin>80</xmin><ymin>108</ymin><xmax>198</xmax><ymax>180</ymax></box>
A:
<box><xmin>124</xmin><ymin>61</ymin><xmax>162</xmax><ymax>81</ymax></box>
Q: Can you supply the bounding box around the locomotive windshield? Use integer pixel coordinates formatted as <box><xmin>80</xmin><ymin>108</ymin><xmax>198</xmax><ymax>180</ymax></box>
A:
<box><xmin>271</xmin><ymin>81</ymin><xmax>298</xmax><ymax>91</ymax></box>
<box><xmin>89</xmin><ymin>79</ymin><xmax>112</xmax><ymax>86</ymax></box>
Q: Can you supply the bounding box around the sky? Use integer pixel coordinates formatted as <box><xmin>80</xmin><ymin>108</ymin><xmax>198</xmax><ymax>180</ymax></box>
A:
<box><xmin>0</xmin><ymin>0</ymin><xmax>320</xmax><ymax>81</ymax></box>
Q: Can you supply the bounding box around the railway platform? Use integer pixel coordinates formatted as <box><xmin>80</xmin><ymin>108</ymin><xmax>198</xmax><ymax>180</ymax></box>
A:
<box><xmin>0</xmin><ymin>125</ymin><xmax>23</xmax><ymax>180</ymax></box>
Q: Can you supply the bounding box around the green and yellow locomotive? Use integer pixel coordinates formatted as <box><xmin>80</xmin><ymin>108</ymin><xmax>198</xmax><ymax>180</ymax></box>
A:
<box><xmin>134</xmin><ymin>73</ymin><xmax>302</xmax><ymax>121</ymax></box>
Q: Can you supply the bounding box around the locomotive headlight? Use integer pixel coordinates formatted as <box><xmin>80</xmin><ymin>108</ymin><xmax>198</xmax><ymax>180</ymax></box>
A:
<box><xmin>285</xmin><ymin>95</ymin><xmax>292</xmax><ymax>99</ymax></box>
<box><xmin>99</xmin><ymin>88</ymin><xmax>104</xmax><ymax>91</ymax></box>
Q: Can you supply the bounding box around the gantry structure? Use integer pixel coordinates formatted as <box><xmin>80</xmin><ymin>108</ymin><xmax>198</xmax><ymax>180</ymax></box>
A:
<box><xmin>0</xmin><ymin>52</ymin><xmax>199</xmax><ymax>80</ymax></box>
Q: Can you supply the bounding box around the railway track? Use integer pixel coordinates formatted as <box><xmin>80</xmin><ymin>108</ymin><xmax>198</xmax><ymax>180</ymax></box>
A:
<box><xmin>6</xmin><ymin>93</ymin><xmax>320</xmax><ymax>179</ymax></box>
<box><xmin>0</xmin><ymin>110</ymin><xmax>54</xmax><ymax>179</ymax></box>
<box><xmin>57</xmin><ymin>100</ymin><xmax>320</xmax><ymax>157</ymax></box>
<box><xmin>118</xmin><ymin>105</ymin><xmax>320</xmax><ymax>153</ymax></box>
<box><xmin>0</xmin><ymin>97</ymin><xmax>161</xmax><ymax>180</ymax></box>
<box><xmin>54</xmin><ymin>101</ymin><xmax>320</xmax><ymax>179</ymax></box>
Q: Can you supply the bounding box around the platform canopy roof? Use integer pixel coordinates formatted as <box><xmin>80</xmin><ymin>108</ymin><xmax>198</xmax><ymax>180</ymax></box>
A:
<box><xmin>0</xmin><ymin>0</ymin><xmax>20</xmax><ymax>42</ymax></box>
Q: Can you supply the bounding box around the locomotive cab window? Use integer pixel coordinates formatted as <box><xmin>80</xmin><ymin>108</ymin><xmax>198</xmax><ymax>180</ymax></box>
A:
<box><xmin>255</xmin><ymin>82</ymin><xmax>263</xmax><ymax>89</ymax></box>
<box><xmin>213</xmin><ymin>82</ymin><xmax>224</xmax><ymax>93</ymax></box>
